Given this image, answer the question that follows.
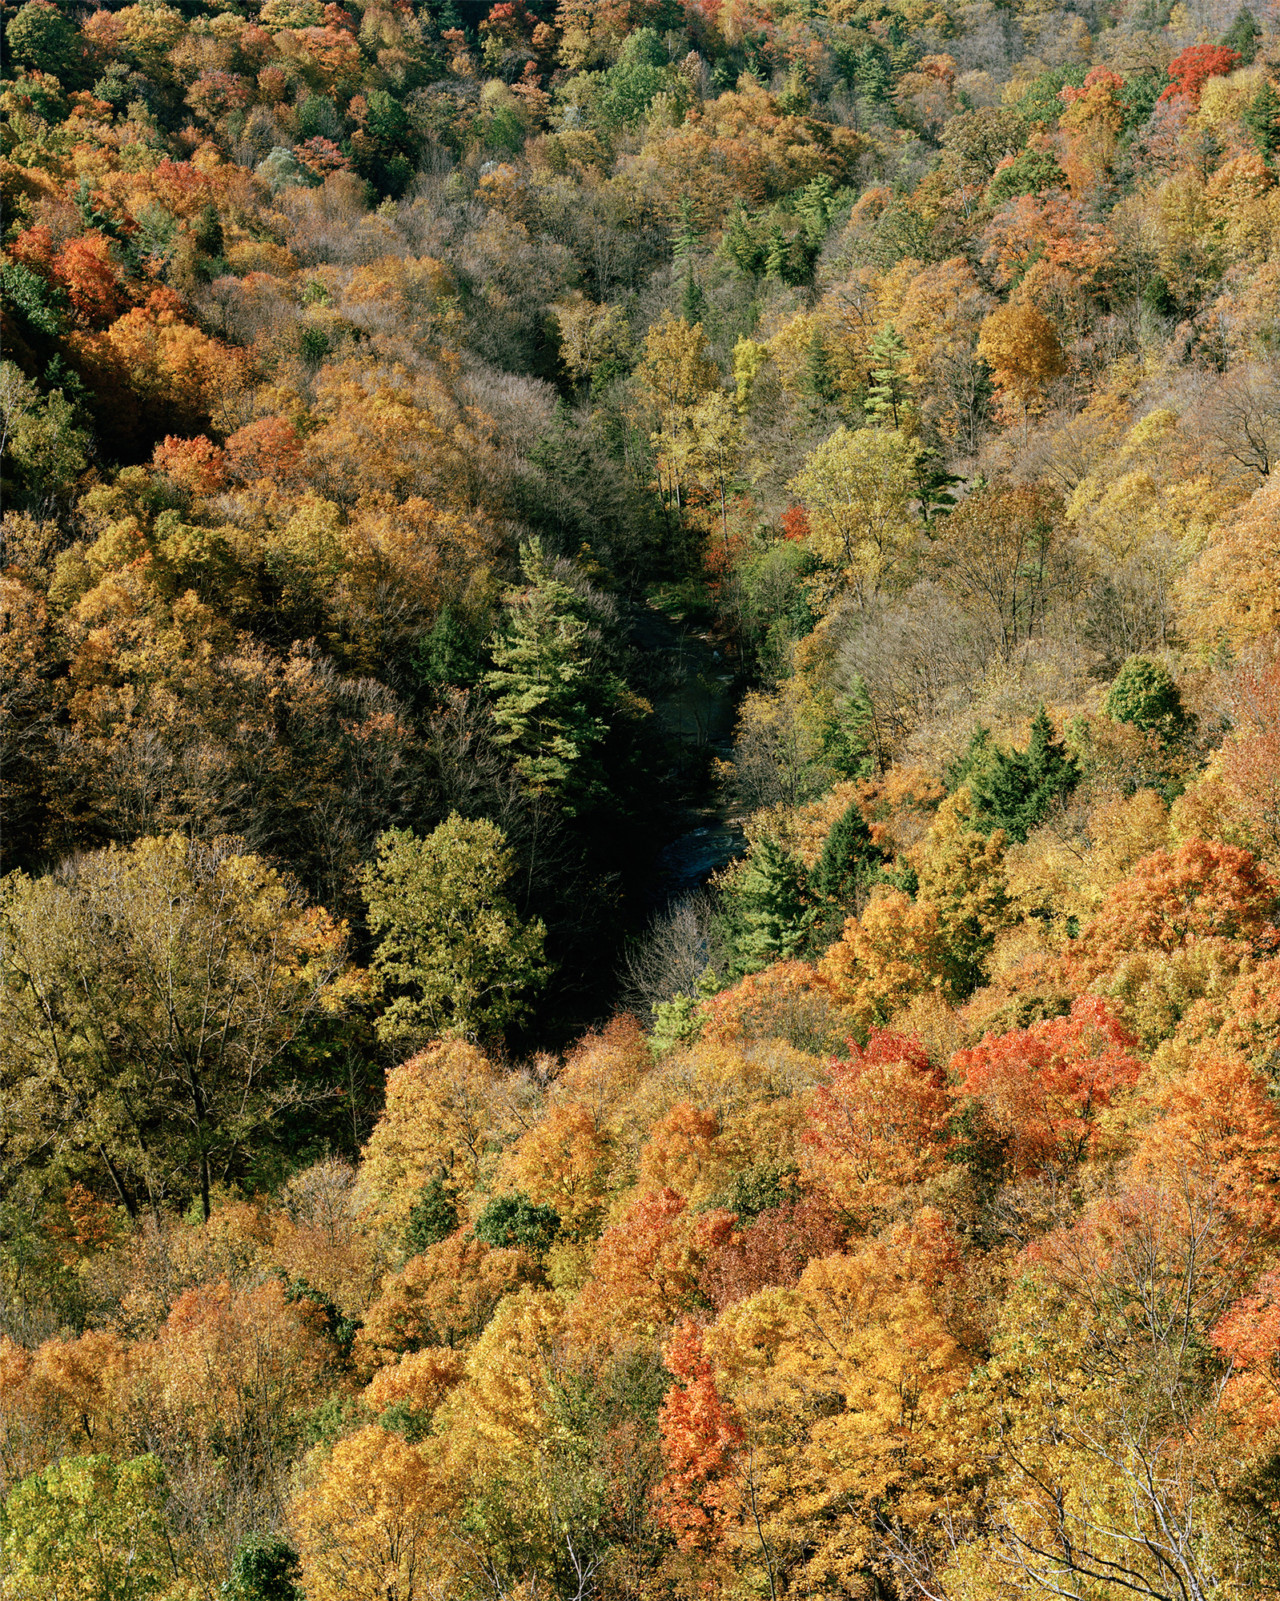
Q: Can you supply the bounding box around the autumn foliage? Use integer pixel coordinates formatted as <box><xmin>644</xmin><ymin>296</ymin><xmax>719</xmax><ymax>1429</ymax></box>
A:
<box><xmin>4</xmin><ymin>0</ymin><xmax>1280</xmax><ymax>1589</ymax></box>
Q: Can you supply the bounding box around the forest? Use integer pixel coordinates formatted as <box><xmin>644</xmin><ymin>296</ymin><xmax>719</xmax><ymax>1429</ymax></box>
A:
<box><xmin>3</xmin><ymin>0</ymin><xmax>1280</xmax><ymax>1587</ymax></box>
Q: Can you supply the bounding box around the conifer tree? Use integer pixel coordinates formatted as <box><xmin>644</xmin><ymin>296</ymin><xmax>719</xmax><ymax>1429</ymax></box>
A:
<box><xmin>970</xmin><ymin>706</ymin><xmax>1079</xmax><ymax>841</ymax></box>
<box><xmin>485</xmin><ymin>540</ymin><xmax>612</xmax><ymax>808</ymax></box>
<box><xmin>864</xmin><ymin>326</ymin><xmax>911</xmax><ymax>427</ymax></box>
<box><xmin>814</xmin><ymin>799</ymin><xmax>879</xmax><ymax>907</ymax></box>
<box><xmin>1243</xmin><ymin>78</ymin><xmax>1280</xmax><ymax>162</ymax></box>
<box><xmin>724</xmin><ymin>838</ymin><xmax>816</xmax><ymax>973</ymax></box>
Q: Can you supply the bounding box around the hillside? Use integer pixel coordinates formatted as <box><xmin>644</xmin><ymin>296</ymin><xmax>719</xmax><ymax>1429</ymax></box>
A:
<box><xmin>3</xmin><ymin>0</ymin><xmax>1280</xmax><ymax>1592</ymax></box>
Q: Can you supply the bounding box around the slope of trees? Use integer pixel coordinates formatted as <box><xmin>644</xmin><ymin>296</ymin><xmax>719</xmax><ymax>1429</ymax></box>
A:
<box><xmin>4</xmin><ymin>0</ymin><xmax>1280</xmax><ymax>1591</ymax></box>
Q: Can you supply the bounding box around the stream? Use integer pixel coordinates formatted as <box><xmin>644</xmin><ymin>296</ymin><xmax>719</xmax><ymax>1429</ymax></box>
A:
<box><xmin>630</xmin><ymin>603</ymin><xmax>745</xmax><ymax>906</ymax></box>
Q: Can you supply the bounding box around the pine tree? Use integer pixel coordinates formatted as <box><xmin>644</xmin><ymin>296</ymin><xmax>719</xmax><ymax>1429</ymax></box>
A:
<box><xmin>864</xmin><ymin>326</ymin><xmax>911</xmax><ymax>427</ymax></box>
<box><xmin>814</xmin><ymin>799</ymin><xmax>880</xmax><ymax>907</ymax></box>
<box><xmin>673</xmin><ymin>197</ymin><xmax>705</xmax><ymax>323</ymax></box>
<box><xmin>1222</xmin><ymin>4</ymin><xmax>1260</xmax><ymax>64</ymax></box>
<box><xmin>971</xmin><ymin>705</ymin><xmax>1079</xmax><ymax>842</ymax></box>
<box><xmin>485</xmin><ymin>540</ymin><xmax>611</xmax><ymax>807</ymax></box>
<box><xmin>1104</xmin><ymin>656</ymin><xmax>1189</xmax><ymax>745</ymax></box>
<box><xmin>802</xmin><ymin>325</ymin><xmax>839</xmax><ymax>414</ymax></box>
<box><xmin>725</xmin><ymin>838</ymin><xmax>816</xmax><ymax>972</ymax></box>
<box><xmin>795</xmin><ymin>174</ymin><xmax>836</xmax><ymax>245</ymax></box>
<box><xmin>1243</xmin><ymin>78</ymin><xmax>1280</xmax><ymax>162</ymax></box>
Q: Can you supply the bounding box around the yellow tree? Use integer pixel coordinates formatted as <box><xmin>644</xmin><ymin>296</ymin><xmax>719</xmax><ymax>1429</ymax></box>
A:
<box><xmin>976</xmin><ymin>300</ymin><xmax>1066</xmax><ymax>433</ymax></box>
<box><xmin>704</xmin><ymin>1209</ymin><xmax>979</xmax><ymax>1596</ymax></box>
<box><xmin>818</xmin><ymin>890</ymin><xmax>953</xmax><ymax>1028</ymax></box>
<box><xmin>355</xmin><ymin>1039</ymin><xmax>509</xmax><ymax>1240</ymax></box>
<box><xmin>632</xmin><ymin>311</ymin><xmax>721</xmax><ymax>516</ymax></box>
<box><xmin>788</xmin><ymin>426</ymin><xmax>923</xmax><ymax>609</ymax></box>
<box><xmin>291</xmin><ymin>1427</ymin><xmax>451</xmax><ymax>1601</ymax></box>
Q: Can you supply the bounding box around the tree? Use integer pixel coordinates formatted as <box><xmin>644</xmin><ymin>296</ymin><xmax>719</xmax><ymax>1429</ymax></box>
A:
<box><xmin>1</xmin><ymin>1454</ymin><xmax>177</xmax><ymax>1601</ymax></box>
<box><xmin>788</xmin><ymin>426</ymin><xmax>923</xmax><ymax>609</ymax></box>
<box><xmin>951</xmin><ymin>997</ymin><xmax>1144</xmax><ymax>1175</ymax></box>
<box><xmin>484</xmin><ymin>540</ymin><xmax>614</xmax><ymax>809</ymax></box>
<box><xmin>656</xmin><ymin>1321</ymin><xmax>744</xmax><ymax>1551</ymax></box>
<box><xmin>1177</xmin><ymin>475</ymin><xmax>1280</xmax><ymax>653</ymax></box>
<box><xmin>915</xmin><ymin>788</ymin><xmax>1010</xmax><ymax>994</ymax></box>
<box><xmin>360</xmin><ymin>815</ymin><xmax>547</xmax><ymax>1041</ymax></box>
<box><xmin>929</xmin><ymin>481</ymin><xmax>1062</xmax><ymax>661</ymax></box>
<box><xmin>864</xmin><ymin>325</ymin><xmax>912</xmax><ymax>427</ymax></box>
<box><xmin>813</xmin><ymin>798</ymin><xmax>880</xmax><ymax>909</ymax></box>
<box><xmin>473</xmin><ymin>1193</ymin><xmax>561</xmax><ymax>1254</ymax></box>
<box><xmin>1218</xmin><ymin>656</ymin><xmax>1280</xmax><ymax>864</ymax></box>
<box><xmin>225</xmin><ymin>1533</ymin><xmax>303</xmax><ymax>1601</ymax></box>
<box><xmin>1243</xmin><ymin>79</ymin><xmax>1280</xmax><ymax>162</ymax></box>
<box><xmin>355</xmin><ymin>1039</ymin><xmax>508</xmax><ymax>1237</ymax></box>
<box><xmin>969</xmin><ymin>706</ymin><xmax>1079</xmax><ymax>842</ymax></box>
<box><xmin>1159</xmin><ymin>44</ymin><xmax>1240</xmax><ymax>109</ymax></box>
<box><xmin>5</xmin><ymin>1</ymin><xmax>78</xmax><ymax>77</ymax></box>
<box><xmin>355</xmin><ymin>1234</ymin><xmax>534</xmax><ymax>1367</ymax></box>
<box><xmin>818</xmin><ymin>890</ymin><xmax>953</xmax><ymax>1028</ymax></box>
<box><xmin>1070</xmin><ymin>838</ymin><xmax>1280</xmax><ymax>984</ymax></box>
<box><xmin>804</xmin><ymin>1031</ymin><xmax>951</xmax><ymax>1226</ymax></box>
<box><xmin>1104</xmin><ymin>656</ymin><xmax>1189</xmax><ymax>744</ymax></box>
<box><xmin>721</xmin><ymin>837</ymin><xmax>816</xmax><ymax>974</ymax></box>
<box><xmin>632</xmin><ymin>312</ymin><xmax>720</xmax><ymax>516</ymax></box>
<box><xmin>975</xmin><ymin>300</ymin><xmax>1065</xmax><ymax>430</ymax></box>
<box><xmin>290</xmin><ymin>1427</ymin><xmax>448</xmax><ymax>1601</ymax></box>
<box><xmin>0</xmin><ymin>835</ymin><xmax>355</xmax><ymax>1222</ymax></box>
<box><xmin>508</xmin><ymin>1101</ymin><xmax>612</xmax><ymax>1241</ymax></box>
<box><xmin>1222</xmin><ymin>5</ymin><xmax>1260</xmax><ymax>64</ymax></box>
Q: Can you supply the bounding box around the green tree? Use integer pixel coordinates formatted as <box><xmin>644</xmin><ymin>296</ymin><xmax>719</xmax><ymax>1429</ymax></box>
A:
<box><xmin>484</xmin><ymin>540</ymin><xmax>613</xmax><ymax>808</ymax></box>
<box><xmin>0</xmin><ymin>363</ymin><xmax>90</xmax><ymax>516</ymax></box>
<box><xmin>814</xmin><ymin>799</ymin><xmax>880</xmax><ymax>908</ymax></box>
<box><xmin>1243</xmin><ymin>78</ymin><xmax>1280</xmax><ymax>162</ymax></box>
<box><xmin>474</xmin><ymin>1192</ymin><xmax>561</xmax><ymax>1254</ymax></box>
<box><xmin>5</xmin><ymin>0</ymin><xmax>78</xmax><ymax>78</ymax></box>
<box><xmin>864</xmin><ymin>325</ymin><xmax>911</xmax><ymax>427</ymax></box>
<box><xmin>1104</xmin><ymin>656</ymin><xmax>1189</xmax><ymax>745</ymax></box>
<box><xmin>722</xmin><ymin>837</ymin><xmax>816</xmax><ymax>973</ymax></box>
<box><xmin>1</xmin><ymin>1454</ymin><xmax>176</xmax><ymax>1601</ymax></box>
<box><xmin>0</xmin><ymin>836</ymin><xmax>354</xmax><ymax>1222</ymax></box>
<box><xmin>360</xmin><ymin>814</ymin><xmax>548</xmax><ymax>1041</ymax></box>
<box><xmin>970</xmin><ymin>706</ymin><xmax>1079</xmax><ymax>842</ymax></box>
<box><xmin>224</xmin><ymin>1533</ymin><xmax>303</xmax><ymax>1601</ymax></box>
<box><xmin>404</xmin><ymin>1175</ymin><xmax>459</xmax><ymax>1254</ymax></box>
<box><xmin>1222</xmin><ymin>4</ymin><xmax>1260</xmax><ymax>63</ymax></box>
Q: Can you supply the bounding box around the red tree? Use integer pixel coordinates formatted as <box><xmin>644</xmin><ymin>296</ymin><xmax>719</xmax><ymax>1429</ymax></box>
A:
<box><xmin>1159</xmin><ymin>45</ymin><xmax>1240</xmax><ymax>108</ymax></box>
<box><xmin>655</xmin><ymin>1320</ymin><xmax>744</xmax><ymax>1550</ymax></box>
<box><xmin>951</xmin><ymin>996</ymin><xmax>1142</xmax><ymax>1174</ymax></box>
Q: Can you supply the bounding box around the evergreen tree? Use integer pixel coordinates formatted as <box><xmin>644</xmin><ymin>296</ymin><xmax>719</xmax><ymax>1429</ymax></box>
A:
<box><xmin>485</xmin><ymin>540</ymin><xmax>612</xmax><ymax>808</ymax></box>
<box><xmin>946</xmin><ymin>726</ymin><xmax>994</xmax><ymax>794</ymax></box>
<box><xmin>1104</xmin><ymin>656</ymin><xmax>1189</xmax><ymax>745</ymax></box>
<box><xmin>795</xmin><ymin>174</ymin><xmax>836</xmax><ymax>245</ymax></box>
<box><xmin>802</xmin><ymin>326</ymin><xmax>839</xmax><ymax>414</ymax></box>
<box><xmin>724</xmin><ymin>838</ymin><xmax>816</xmax><ymax>973</ymax></box>
<box><xmin>473</xmin><ymin>1193</ymin><xmax>561</xmax><ymax>1254</ymax></box>
<box><xmin>673</xmin><ymin>197</ymin><xmax>705</xmax><ymax>323</ymax></box>
<box><xmin>412</xmin><ymin>605</ymin><xmax>482</xmax><ymax>691</ymax></box>
<box><xmin>1222</xmin><ymin>4</ymin><xmax>1260</xmax><ymax>64</ymax></box>
<box><xmin>854</xmin><ymin>42</ymin><xmax>893</xmax><ymax>109</ymax></box>
<box><xmin>404</xmin><ymin>1175</ymin><xmax>459</xmax><ymax>1254</ymax></box>
<box><xmin>814</xmin><ymin>799</ymin><xmax>880</xmax><ymax>907</ymax></box>
<box><xmin>225</xmin><ymin>1534</ymin><xmax>303</xmax><ymax>1601</ymax></box>
<box><xmin>971</xmin><ymin>706</ymin><xmax>1078</xmax><ymax>842</ymax></box>
<box><xmin>864</xmin><ymin>326</ymin><xmax>911</xmax><ymax>427</ymax></box>
<box><xmin>1243</xmin><ymin>78</ymin><xmax>1280</xmax><ymax>162</ymax></box>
